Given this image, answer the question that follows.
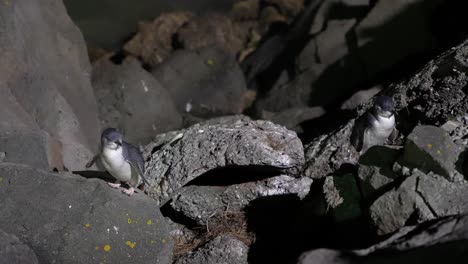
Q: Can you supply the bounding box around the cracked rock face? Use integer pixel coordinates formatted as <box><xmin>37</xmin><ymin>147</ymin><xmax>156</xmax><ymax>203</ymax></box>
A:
<box><xmin>170</xmin><ymin>175</ymin><xmax>313</xmax><ymax>225</ymax></box>
<box><xmin>144</xmin><ymin>119</ymin><xmax>305</xmax><ymax>204</ymax></box>
<box><xmin>369</xmin><ymin>170</ymin><xmax>468</xmax><ymax>235</ymax></box>
<box><xmin>175</xmin><ymin>235</ymin><xmax>248</xmax><ymax>264</ymax></box>
<box><xmin>0</xmin><ymin>163</ymin><xmax>173</xmax><ymax>264</ymax></box>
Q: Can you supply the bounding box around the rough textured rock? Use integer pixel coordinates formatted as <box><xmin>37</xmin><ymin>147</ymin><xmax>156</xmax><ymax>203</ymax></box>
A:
<box><xmin>0</xmin><ymin>229</ymin><xmax>39</xmax><ymax>264</ymax></box>
<box><xmin>323</xmin><ymin>174</ymin><xmax>362</xmax><ymax>222</ymax></box>
<box><xmin>175</xmin><ymin>235</ymin><xmax>248</xmax><ymax>264</ymax></box>
<box><xmin>304</xmin><ymin>38</ymin><xmax>468</xmax><ymax>180</ymax></box>
<box><xmin>175</xmin><ymin>13</ymin><xmax>249</xmax><ymax>58</ymax></box>
<box><xmin>369</xmin><ymin>170</ymin><xmax>468</xmax><ymax>235</ymax></box>
<box><xmin>92</xmin><ymin>56</ymin><xmax>182</xmax><ymax>144</ymax></box>
<box><xmin>145</xmin><ymin>120</ymin><xmax>305</xmax><ymax>204</ymax></box>
<box><xmin>123</xmin><ymin>12</ymin><xmax>193</xmax><ymax>67</ymax></box>
<box><xmin>0</xmin><ymin>163</ymin><xmax>173</xmax><ymax>264</ymax></box>
<box><xmin>230</xmin><ymin>0</ymin><xmax>260</xmax><ymax>20</ymax></box>
<box><xmin>400</xmin><ymin>125</ymin><xmax>464</xmax><ymax>180</ymax></box>
<box><xmin>170</xmin><ymin>175</ymin><xmax>313</xmax><ymax>225</ymax></box>
<box><xmin>0</xmin><ymin>130</ymin><xmax>64</xmax><ymax>172</ymax></box>
<box><xmin>303</xmin><ymin>121</ymin><xmax>359</xmax><ymax>179</ymax></box>
<box><xmin>357</xmin><ymin>146</ymin><xmax>401</xmax><ymax>200</ymax></box>
<box><xmin>299</xmin><ymin>213</ymin><xmax>468</xmax><ymax>263</ymax></box>
<box><xmin>151</xmin><ymin>47</ymin><xmax>249</xmax><ymax>118</ymax></box>
<box><xmin>0</xmin><ymin>0</ymin><xmax>101</xmax><ymax>171</ymax></box>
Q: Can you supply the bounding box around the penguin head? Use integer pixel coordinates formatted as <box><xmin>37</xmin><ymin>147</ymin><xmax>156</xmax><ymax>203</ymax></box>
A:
<box><xmin>101</xmin><ymin>128</ymin><xmax>123</xmax><ymax>150</ymax></box>
<box><xmin>374</xmin><ymin>95</ymin><xmax>395</xmax><ymax>118</ymax></box>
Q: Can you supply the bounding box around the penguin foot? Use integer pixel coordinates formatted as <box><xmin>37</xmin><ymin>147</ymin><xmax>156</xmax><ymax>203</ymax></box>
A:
<box><xmin>107</xmin><ymin>182</ymin><xmax>121</xmax><ymax>189</ymax></box>
<box><xmin>123</xmin><ymin>187</ymin><xmax>135</xmax><ymax>196</ymax></box>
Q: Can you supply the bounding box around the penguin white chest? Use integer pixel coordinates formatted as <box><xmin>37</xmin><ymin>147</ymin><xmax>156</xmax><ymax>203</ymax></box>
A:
<box><xmin>371</xmin><ymin>115</ymin><xmax>395</xmax><ymax>138</ymax></box>
<box><xmin>100</xmin><ymin>147</ymin><xmax>132</xmax><ymax>182</ymax></box>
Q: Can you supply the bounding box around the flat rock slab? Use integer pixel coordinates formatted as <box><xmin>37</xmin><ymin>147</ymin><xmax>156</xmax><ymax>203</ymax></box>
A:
<box><xmin>400</xmin><ymin>125</ymin><xmax>463</xmax><ymax>180</ymax></box>
<box><xmin>0</xmin><ymin>163</ymin><xmax>173</xmax><ymax>264</ymax></box>
<box><xmin>175</xmin><ymin>235</ymin><xmax>248</xmax><ymax>264</ymax></box>
<box><xmin>170</xmin><ymin>175</ymin><xmax>313</xmax><ymax>225</ymax></box>
<box><xmin>145</xmin><ymin>120</ymin><xmax>305</xmax><ymax>204</ymax></box>
<box><xmin>369</xmin><ymin>170</ymin><xmax>468</xmax><ymax>235</ymax></box>
<box><xmin>0</xmin><ymin>229</ymin><xmax>39</xmax><ymax>264</ymax></box>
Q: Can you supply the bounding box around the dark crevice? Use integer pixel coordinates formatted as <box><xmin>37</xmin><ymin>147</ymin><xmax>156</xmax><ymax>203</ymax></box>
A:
<box><xmin>185</xmin><ymin>166</ymin><xmax>284</xmax><ymax>187</ymax></box>
<box><xmin>72</xmin><ymin>170</ymin><xmax>115</xmax><ymax>182</ymax></box>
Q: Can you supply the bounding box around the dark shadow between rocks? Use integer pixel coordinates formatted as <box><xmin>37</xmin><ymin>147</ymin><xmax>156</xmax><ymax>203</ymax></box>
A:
<box><xmin>244</xmin><ymin>182</ymin><xmax>376</xmax><ymax>264</ymax></box>
<box><xmin>185</xmin><ymin>166</ymin><xmax>284</xmax><ymax>186</ymax></box>
<box><xmin>72</xmin><ymin>170</ymin><xmax>115</xmax><ymax>182</ymax></box>
<box><xmin>298</xmin><ymin>109</ymin><xmax>355</xmax><ymax>143</ymax></box>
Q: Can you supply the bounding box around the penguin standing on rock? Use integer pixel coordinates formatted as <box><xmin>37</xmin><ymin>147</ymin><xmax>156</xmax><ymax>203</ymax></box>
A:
<box><xmin>351</xmin><ymin>95</ymin><xmax>397</xmax><ymax>154</ymax></box>
<box><xmin>86</xmin><ymin>128</ymin><xmax>150</xmax><ymax>196</ymax></box>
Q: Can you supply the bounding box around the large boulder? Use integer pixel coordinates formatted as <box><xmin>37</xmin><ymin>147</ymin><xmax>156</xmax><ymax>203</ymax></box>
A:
<box><xmin>369</xmin><ymin>170</ymin><xmax>468</xmax><ymax>235</ymax></box>
<box><xmin>0</xmin><ymin>229</ymin><xmax>39</xmax><ymax>264</ymax></box>
<box><xmin>170</xmin><ymin>175</ymin><xmax>313</xmax><ymax>225</ymax></box>
<box><xmin>144</xmin><ymin>119</ymin><xmax>305</xmax><ymax>204</ymax></box>
<box><xmin>0</xmin><ymin>163</ymin><xmax>173</xmax><ymax>264</ymax></box>
<box><xmin>0</xmin><ymin>0</ymin><xmax>101</xmax><ymax>171</ymax></box>
<box><xmin>92</xmin><ymin>56</ymin><xmax>182</xmax><ymax>145</ymax></box>
<box><xmin>151</xmin><ymin>46</ymin><xmax>250</xmax><ymax>118</ymax></box>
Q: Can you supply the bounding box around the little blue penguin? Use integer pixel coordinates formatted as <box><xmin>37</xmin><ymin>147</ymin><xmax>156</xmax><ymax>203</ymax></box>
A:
<box><xmin>86</xmin><ymin>128</ymin><xmax>150</xmax><ymax>196</ymax></box>
<box><xmin>351</xmin><ymin>95</ymin><xmax>397</xmax><ymax>153</ymax></box>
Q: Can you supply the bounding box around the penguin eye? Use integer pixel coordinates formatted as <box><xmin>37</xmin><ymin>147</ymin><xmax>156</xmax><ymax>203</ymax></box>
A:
<box><xmin>116</xmin><ymin>141</ymin><xmax>122</xmax><ymax>146</ymax></box>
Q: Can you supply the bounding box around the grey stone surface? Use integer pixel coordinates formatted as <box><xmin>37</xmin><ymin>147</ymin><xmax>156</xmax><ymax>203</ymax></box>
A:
<box><xmin>357</xmin><ymin>146</ymin><xmax>401</xmax><ymax>200</ymax></box>
<box><xmin>400</xmin><ymin>125</ymin><xmax>463</xmax><ymax>180</ymax></box>
<box><xmin>369</xmin><ymin>170</ymin><xmax>468</xmax><ymax>235</ymax></box>
<box><xmin>0</xmin><ymin>0</ymin><xmax>101</xmax><ymax>171</ymax></box>
<box><xmin>145</xmin><ymin>120</ymin><xmax>305</xmax><ymax>204</ymax></box>
<box><xmin>0</xmin><ymin>229</ymin><xmax>39</xmax><ymax>264</ymax></box>
<box><xmin>261</xmin><ymin>106</ymin><xmax>326</xmax><ymax>133</ymax></box>
<box><xmin>303</xmin><ymin>121</ymin><xmax>359</xmax><ymax>179</ymax></box>
<box><xmin>0</xmin><ymin>163</ymin><xmax>173</xmax><ymax>264</ymax></box>
<box><xmin>323</xmin><ymin>174</ymin><xmax>362</xmax><ymax>222</ymax></box>
<box><xmin>298</xmin><ymin>248</ymin><xmax>352</xmax><ymax>264</ymax></box>
<box><xmin>170</xmin><ymin>175</ymin><xmax>313</xmax><ymax>225</ymax></box>
<box><xmin>175</xmin><ymin>235</ymin><xmax>248</xmax><ymax>264</ymax></box>
<box><xmin>151</xmin><ymin>46</ymin><xmax>249</xmax><ymax>118</ymax></box>
<box><xmin>0</xmin><ymin>131</ymin><xmax>64</xmax><ymax>172</ymax></box>
<box><xmin>92</xmin><ymin>56</ymin><xmax>182</xmax><ymax>145</ymax></box>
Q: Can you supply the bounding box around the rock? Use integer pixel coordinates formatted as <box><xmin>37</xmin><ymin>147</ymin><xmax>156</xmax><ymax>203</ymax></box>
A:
<box><xmin>354</xmin><ymin>0</ymin><xmax>438</xmax><ymax>75</ymax></box>
<box><xmin>123</xmin><ymin>12</ymin><xmax>193</xmax><ymax>67</ymax></box>
<box><xmin>357</xmin><ymin>145</ymin><xmax>401</xmax><ymax>200</ymax></box>
<box><xmin>369</xmin><ymin>170</ymin><xmax>468</xmax><ymax>235</ymax></box>
<box><xmin>299</xmin><ymin>213</ymin><xmax>468</xmax><ymax>263</ymax></box>
<box><xmin>298</xmin><ymin>248</ymin><xmax>352</xmax><ymax>264</ymax></box>
<box><xmin>0</xmin><ymin>229</ymin><xmax>39</xmax><ymax>264</ymax></box>
<box><xmin>323</xmin><ymin>174</ymin><xmax>362</xmax><ymax>222</ymax></box>
<box><xmin>264</xmin><ymin>0</ymin><xmax>305</xmax><ymax>17</ymax></box>
<box><xmin>92</xmin><ymin>56</ymin><xmax>182</xmax><ymax>144</ymax></box>
<box><xmin>0</xmin><ymin>130</ymin><xmax>64</xmax><ymax>172</ymax></box>
<box><xmin>175</xmin><ymin>235</ymin><xmax>248</xmax><ymax>264</ymax></box>
<box><xmin>145</xmin><ymin>120</ymin><xmax>305</xmax><ymax>204</ymax></box>
<box><xmin>175</xmin><ymin>14</ymin><xmax>248</xmax><ymax>58</ymax></box>
<box><xmin>151</xmin><ymin>46</ymin><xmax>249</xmax><ymax>118</ymax></box>
<box><xmin>170</xmin><ymin>175</ymin><xmax>313</xmax><ymax>225</ymax></box>
<box><xmin>303</xmin><ymin>121</ymin><xmax>359</xmax><ymax>179</ymax></box>
<box><xmin>261</xmin><ymin>106</ymin><xmax>326</xmax><ymax>133</ymax></box>
<box><xmin>400</xmin><ymin>125</ymin><xmax>464</xmax><ymax>180</ymax></box>
<box><xmin>0</xmin><ymin>163</ymin><xmax>173</xmax><ymax>264</ymax></box>
<box><xmin>340</xmin><ymin>86</ymin><xmax>382</xmax><ymax>110</ymax></box>
<box><xmin>230</xmin><ymin>0</ymin><xmax>260</xmax><ymax>20</ymax></box>
<box><xmin>0</xmin><ymin>152</ymin><xmax>5</xmax><ymax>162</ymax></box>
<box><xmin>0</xmin><ymin>0</ymin><xmax>101</xmax><ymax>171</ymax></box>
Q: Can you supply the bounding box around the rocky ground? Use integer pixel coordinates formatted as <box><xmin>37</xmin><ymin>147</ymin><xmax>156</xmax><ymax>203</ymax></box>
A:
<box><xmin>1</xmin><ymin>0</ymin><xmax>468</xmax><ymax>263</ymax></box>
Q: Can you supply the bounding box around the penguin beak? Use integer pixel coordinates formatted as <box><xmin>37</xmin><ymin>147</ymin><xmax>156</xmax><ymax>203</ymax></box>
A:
<box><xmin>115</xmin><ymin>141</ymin><xmax>122</xmax><ymax>147</ymax></box>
